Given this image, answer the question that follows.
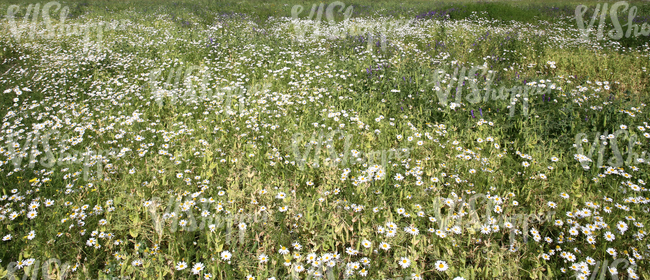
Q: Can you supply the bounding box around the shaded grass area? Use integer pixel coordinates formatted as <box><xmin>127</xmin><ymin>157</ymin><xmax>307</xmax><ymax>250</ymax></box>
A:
<box><xmin>1</xmin><ymin>0</ymin><xmax>647</xmax><ymax>22</ymax></box>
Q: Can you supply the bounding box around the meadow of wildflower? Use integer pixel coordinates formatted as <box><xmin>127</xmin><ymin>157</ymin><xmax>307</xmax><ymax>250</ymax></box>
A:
<box><xmin>0</xmin><ymin>0</ymin><xmax>649</xmax><ymax>279</ymax></box>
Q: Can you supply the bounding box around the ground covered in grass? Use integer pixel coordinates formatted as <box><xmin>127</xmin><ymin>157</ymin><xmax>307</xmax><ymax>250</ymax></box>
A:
<box><xmin>0</xmin><ymin>0</ymin><xmax>649</xmax><ymax>279</ymax></box>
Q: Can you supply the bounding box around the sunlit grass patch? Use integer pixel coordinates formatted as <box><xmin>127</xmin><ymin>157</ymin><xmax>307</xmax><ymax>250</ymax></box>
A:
<box><xmin>0</xmin><ymin>0</ymin><xmax>649</xmax><ymax>279</ymax></box>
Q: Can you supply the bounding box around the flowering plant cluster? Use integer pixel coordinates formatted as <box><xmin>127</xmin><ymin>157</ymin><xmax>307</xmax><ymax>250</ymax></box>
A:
<box><xmin>0</xmin><ymin>0</ymin><xmax>649</xmax><ymax>279</ymax></box>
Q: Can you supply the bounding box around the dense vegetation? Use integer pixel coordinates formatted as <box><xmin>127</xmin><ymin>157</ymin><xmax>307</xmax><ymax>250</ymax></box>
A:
<box><xmin>0</xmin><ymin>0</ymin><xmax>649</xmax><ymax>279</ymax></box>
